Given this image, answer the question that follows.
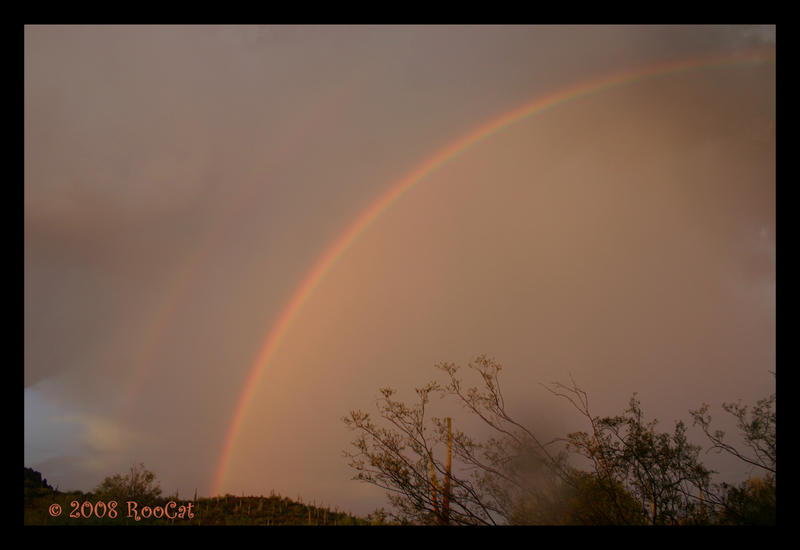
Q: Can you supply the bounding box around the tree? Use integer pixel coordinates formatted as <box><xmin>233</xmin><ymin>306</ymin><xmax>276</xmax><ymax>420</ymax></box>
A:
<box><xmin>562</xmin><ymin>471</ymin><xmax>648</xmax><ymax>525</ymax></box>
<box><xmin>544</xmin><ymin>381</ymin><xmax>714</xmax><ymax>525</ymax></box>
<box><xmin>715</xmin><ymin>476</ymin><xmax>775</xmax><ymax>526</ymax></box>
<box><xmin>344</xmin><ymin>356</ymin><xmax>774</xmax><ymax>525</ymax></box>
<box><xmin>343</xmin><ymin>384</ymin><xmax>502</xmax><ymax>525</ymax></box>
<box><xmin>343</xmin><ymin>356</ymin><xmax>583</xmax><ymax>525</ymax></box>
<box><xmin>94</xmin><ymin>463</ymin><xmax>162</xmax><ymax>505</ymax></box>
<box><xmin>690</xmin><ymin>381</ymin><xmax>776</xmax><ymax>525</ymax></box>
<box><xmin>690</xmin><ymin>388</ymin><xmax>775</xmax><ymax>478</ymax></box>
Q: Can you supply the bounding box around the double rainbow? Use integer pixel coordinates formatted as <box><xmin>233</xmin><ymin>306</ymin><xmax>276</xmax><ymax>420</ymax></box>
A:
<box><xmin>213</xmin><ymin>47</ymin><xmax>775</xmax><ymax>496</ymax></box>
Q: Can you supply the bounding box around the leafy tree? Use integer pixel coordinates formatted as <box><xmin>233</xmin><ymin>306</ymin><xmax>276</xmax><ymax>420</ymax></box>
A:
<box><xmin>716</xmin><ymin>476</ymin><xmax>775</xmax><ymax>525</ymax></box>
<box><xmin>366</xmin><ymin>507</ymin><xmax>393</xmax><ymax>525</ymax></box>
<box><xmin>94</xmin><ymin>462</ymin><xmax>162</xmax><ymax>505</ymax></box>
<box><xmin>343</xmin><ymin>383</ymin><xmax>501</xmax><ymax>525</ymax></box>
<box><xmin>690</xmin><ymin>389</ymin><xmax>776</xmax><ymax>478</ymax></box>
<box><xmin>502</xmin><ymin>468</ymin><xmax>647</xmax><ymax>525</ymax></box>
<box><xmin>344</xmin><ymin>356</ymin><xmax>580</xmax><ymax>525</ymax></box>
<box><xmin>557</xmin><ymin>470</ymin><xmax>648</xmax><ymax>525</ymax></box>
<box><xmin>24</xmin><ymin>467</ymin><xmax>54</xmax><ymax>497</ymax></box>
<box><xmin>545</xmin><ymin>380</ymin><xmax>714</xmax><ymax>525</ymax></box>
<box><xmin>690</xmin><ymin>381</ymin><xmax>776</xmax><ymax>524</ymax></box>
<box><xmin>344</xmin><ymin>355</ymin><xmax>774</xmax><ymax>525</ymax></box>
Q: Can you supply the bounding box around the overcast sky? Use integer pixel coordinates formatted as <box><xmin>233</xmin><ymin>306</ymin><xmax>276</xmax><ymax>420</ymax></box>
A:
<box><xmin>25</xmin><ymin>25</ymin><xmax>774</xmax><ymax>516</ymax></box>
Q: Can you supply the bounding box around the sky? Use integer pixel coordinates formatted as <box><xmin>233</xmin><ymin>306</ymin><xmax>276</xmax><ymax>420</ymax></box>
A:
<box><xmin>25</xmin><ymin>25</ymin><xmax>775</xmax><ymax>516</ymax></box>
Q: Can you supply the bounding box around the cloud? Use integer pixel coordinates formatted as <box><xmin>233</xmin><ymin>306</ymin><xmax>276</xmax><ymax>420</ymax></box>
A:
<box><xmin>26</xmin><ymin>384</ymin><xmax>152</xmax><ymax>489</ymax></box>
<box><xmin>741</xmin><ymin>25</ymin><xmax>776</xmax><ymax>45</ymax></box>
<box><xmin>25</xmin><ymin>25</ymin><xmax>774</xmax><ymax>513</ymax></box>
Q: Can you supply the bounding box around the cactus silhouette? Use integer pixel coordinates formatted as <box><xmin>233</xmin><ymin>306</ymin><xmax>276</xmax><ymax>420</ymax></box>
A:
<box><xmin>429</xmin><ymin>417</ymin><xmax>453</xmax><ymax>525</ymax></box>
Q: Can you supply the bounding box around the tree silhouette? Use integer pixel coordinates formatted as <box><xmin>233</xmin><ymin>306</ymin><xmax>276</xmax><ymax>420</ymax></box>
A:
<box><xmin>93</xmin><ymin>462</ymin><xmax>162</xmax><ymax>505</ymax></box>
<box><xmin>343</xmin><ymin>356</ymin><xmax>578</xmax><ymax>525</ymax></box>
<box><xmin>545</xmin><ymin>380</ymin><xmax>713</xmax><ymax>524</ymax></box>
<box><xmin>345</xmin><ymin>356</ymin><xmax>774</xmax><ymax>525</ymax></box>
<box><xmin>690</xmin><ymin>378</ymin><xmax>776</xmax><ymax>525</ymax></box>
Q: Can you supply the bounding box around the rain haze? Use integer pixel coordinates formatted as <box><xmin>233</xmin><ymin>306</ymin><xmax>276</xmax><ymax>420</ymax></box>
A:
<box><xmin>24</xmin><ymin>25</ymin><xmax>775</xmax><ymax>517</ymax></box>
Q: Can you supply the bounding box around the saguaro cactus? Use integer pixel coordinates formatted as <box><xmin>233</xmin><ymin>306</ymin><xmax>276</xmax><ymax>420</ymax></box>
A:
<box><xmin>429</xmin><ymin>417</ymin><xmax>453</xmax><ymax>525</ymax></box>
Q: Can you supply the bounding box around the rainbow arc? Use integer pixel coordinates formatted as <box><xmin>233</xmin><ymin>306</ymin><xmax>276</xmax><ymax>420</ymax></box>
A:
<box><xmin>213</xmin><ymin>47</ymin><xmax>775</xmax><ymax>496</ymax></box>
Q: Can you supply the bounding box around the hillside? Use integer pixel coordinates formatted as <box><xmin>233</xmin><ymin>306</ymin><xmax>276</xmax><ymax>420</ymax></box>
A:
<box><xmin>24</xmin><ymin>468</ymin><xmax>374</xmax><ymax>526</ymax></box>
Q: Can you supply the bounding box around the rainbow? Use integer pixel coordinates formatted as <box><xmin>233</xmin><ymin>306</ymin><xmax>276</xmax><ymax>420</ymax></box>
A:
<box><xmin>114</xmin><ymin>78</ymin><xmax>359</xmax><ymax>420</ymax></box>
<box><xmin>213</xmin><ymin>47</ymin><xmax>775</xmax><ymax>495</ymax></box>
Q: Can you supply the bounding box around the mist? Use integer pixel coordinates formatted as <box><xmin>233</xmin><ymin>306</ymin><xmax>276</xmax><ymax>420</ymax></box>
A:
<box><xmin>25</xmin><ymin>25</ymin><xmax>774</xmax><ymax>516</ymax></box>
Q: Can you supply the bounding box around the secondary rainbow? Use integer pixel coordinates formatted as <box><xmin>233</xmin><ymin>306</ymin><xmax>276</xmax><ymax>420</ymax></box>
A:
<box><xmin>213</xmin><ymin>47</ymin><xmax>775</xmax><ymax>496</ymax></box>
<box><xmin>114</xmin><ymin>79</ymin><xmax>358</xmax><ymax>420</ymax></box>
